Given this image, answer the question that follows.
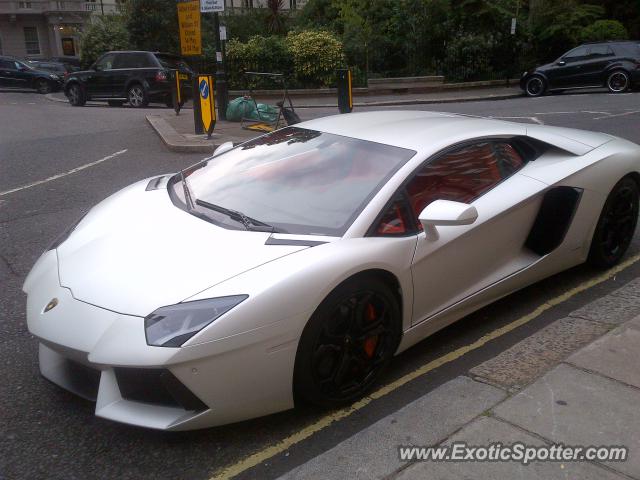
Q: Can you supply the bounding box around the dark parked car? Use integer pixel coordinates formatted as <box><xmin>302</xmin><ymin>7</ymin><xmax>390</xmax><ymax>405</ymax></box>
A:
<box><xmin>26</xmin><ymin>60</ymin><xmax>73</xmax><ymax>79</ymax></box>
<box><xmin>64</xmin><ymin>51</ymin><xmax>193</xmax><ymax>108</ymax></box>
<box><xmin>521</xmin><ymin>41</ymin><xmax>640</xmax><ymax>97</ymax></box>
<box><xmin>0</xmin><ymin>56</ymin><xmax>63</xmax><ymax>93</ymax></box>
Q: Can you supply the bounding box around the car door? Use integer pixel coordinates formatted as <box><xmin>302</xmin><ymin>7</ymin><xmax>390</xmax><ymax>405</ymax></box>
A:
<box><xmin>401</xmin><ymin>141</ymin><xmax>547</xmax><ymax>324</ymax></box>
<box><xmin>0</xmin><ymin>59</ymin><xmax>18</xmax><ymax>87</ymax></box>
<box><xmin>581</xmin><ymin>44</ymin><xmax>615</xmax><ymax>86</ymax></box>
<box><xmin>547</xmin><ymin>46</ymin><xmax>589</xmax><ymax>88</ymax></box>
<box><xmin>86</xmin><ymin>53</ymin><xmax>116</xmax><ymax>97</ymax></box>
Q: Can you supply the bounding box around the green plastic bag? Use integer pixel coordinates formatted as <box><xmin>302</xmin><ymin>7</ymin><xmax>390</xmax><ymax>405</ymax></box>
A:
<box><xmin>226</xmin><ymin>97</ymin><xmax>278</xmax><ymax>122</ymax></box>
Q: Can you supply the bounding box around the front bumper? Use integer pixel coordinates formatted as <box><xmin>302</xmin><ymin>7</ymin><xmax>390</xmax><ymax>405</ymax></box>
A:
<box><xmin>24</xmin><ymin>250</ymin><xmax>300</xmax><ymax>430</ymax></box>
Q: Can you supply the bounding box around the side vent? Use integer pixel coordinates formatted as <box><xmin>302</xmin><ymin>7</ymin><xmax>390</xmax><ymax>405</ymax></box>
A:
<box><xmin>525</xmin><ymin>186</ymin><xmax>582</xmax><ymax>256</ymax></box>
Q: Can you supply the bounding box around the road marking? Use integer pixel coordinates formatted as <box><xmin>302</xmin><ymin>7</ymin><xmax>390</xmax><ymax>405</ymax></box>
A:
<box><xmin>593</xmin><ymin>110</ymin><xmax>640</xmax><ymax>120</ymax></box>
<box><xmin>0</xmin><ymin>149</ymin><xmax>127</xmax><ymax>197</ymax></box>
<box><xmin>211</xmin><ymin>252</ymin><xmax>640</xmax><ymax>480</ymax></box>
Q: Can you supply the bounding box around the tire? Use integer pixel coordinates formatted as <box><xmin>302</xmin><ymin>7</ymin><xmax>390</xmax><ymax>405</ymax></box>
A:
<box><xmin>293</xmin><ymin>276</ymin><xmax>401</xmax><ymax>408</ymax></box>
<box><xmin>588</xmin><ymin>177</ymin><xmax>639</xmax><ymax>269</ymax></box>
<box><xmin>127</xmin><ymin>83</ymin><xmax>148</xmax><ymax>108</ymax></box>
<box><xmin>36</xmin><ymin>78</ymin><xmax>51</xmax><ymax>94</ymax></box>
<box><xmin>108</xmin><ymin>100</ymin><xmax>124</xmax><ymax>107</ymax></box>
<box><xmin>607</xmin><ymin>70</ymin><xmax>630</xmax><ymax>93</ymax></box>
<box><xmin>525</xmin><ymin>75</ymin><xmax>546</xmax><ymax>97</ymax></box>
<box><xmin>67</xmin><ymin>83</ymin><xmax>86</xmax><ymax>106</ymax></box>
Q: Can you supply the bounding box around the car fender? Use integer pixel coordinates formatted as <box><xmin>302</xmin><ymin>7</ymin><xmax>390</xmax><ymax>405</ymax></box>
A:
<box><xmin>124</xmin><ymin>76</ymin><xmax>150</xmax><ymax>93</ymax></box>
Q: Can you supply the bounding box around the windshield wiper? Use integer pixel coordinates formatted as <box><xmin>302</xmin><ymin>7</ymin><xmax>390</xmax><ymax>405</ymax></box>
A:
<box><xmin>179</xmin><ymin>169</ymin><xmax>195</xmax><ymax>210</ymax></box>
<box><xmin>195</xmin><ymin>199</ymin><xmax>280</xmax><ymax>232</ymax></box>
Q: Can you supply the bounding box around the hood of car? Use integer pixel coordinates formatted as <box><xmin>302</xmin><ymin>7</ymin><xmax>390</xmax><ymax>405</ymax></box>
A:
<box><xmin>56</xmin><ymin>178</ymin><xmax>308</xmax><ymax>317</ymax></box>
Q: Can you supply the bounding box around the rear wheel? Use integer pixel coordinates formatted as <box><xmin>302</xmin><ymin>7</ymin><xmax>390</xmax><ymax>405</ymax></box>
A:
<box><xmin>607</xmin><ymin>70</ymin><xmax>630</xmax><ymax>93</ymax></box>
<box><xmin>525</xmin><ymin>75</ymin><xmax>546</xmax><ymax>97</ymax></box>
<box><xmin>588</xmin><ymin>177</ymin><xmax>639</xmax><ymax>268</ymax></box>
<box><xmin>294</xmin><ymin>276</ymin><xmax>401</xmax><ymax>407</ymax></box>
<box><xmin>127</xmin><ymin>84</ymin><xmax>148</xmax><ymax>108</ymax></box>
<box><xmin>36</xmin><ymin>78</ymin><xmax>51</xmax><ymax>94</ymax></box>
<box><xmin>67</xmin><ymin>83</ymin><xmax>86</xmax><ymax>106</ymax></box>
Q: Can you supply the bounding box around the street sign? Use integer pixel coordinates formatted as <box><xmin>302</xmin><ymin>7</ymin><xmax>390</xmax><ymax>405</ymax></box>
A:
<box><xmin>200</xmin><ymin>0</ymin><xmax>224</xmax><ymax>12</ymax></box>
<box><xmin>198</xmin><ymin>75</ymin><xmax>216</xmax><ymax>137</ymax></box>
<box><xmin>219</xmin><ymin>25</ymin><xmax>227</xmax><ymax>41</ymax></box>
<box><xmin>510</xmin><ymin>17</ymin><xmax>517</xmax><ymax>35</ymax></box>
<box><xmin>178</xmin><ymin>1</ymin><xmax>202</xmax><ymax>56</ymax></box>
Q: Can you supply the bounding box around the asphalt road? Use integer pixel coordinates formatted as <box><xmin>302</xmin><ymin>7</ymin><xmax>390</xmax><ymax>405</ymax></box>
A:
<box><xmin>1</xmin><ymin>89</ymin><xmax>640</xmax><ymax>480</ymax></box>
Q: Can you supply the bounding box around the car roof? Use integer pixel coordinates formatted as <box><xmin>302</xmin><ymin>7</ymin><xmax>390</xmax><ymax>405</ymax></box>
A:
<box><xmin>296</xmin><ymin>111</ymin><xmax>521</xmax><ymax>151</ymax></box>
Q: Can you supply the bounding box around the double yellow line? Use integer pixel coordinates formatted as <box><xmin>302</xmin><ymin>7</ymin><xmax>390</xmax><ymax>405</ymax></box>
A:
<box><xmin>212</xmin><ymin>252</ymin><xmax>640</xmax><ymax>480</ymax></box>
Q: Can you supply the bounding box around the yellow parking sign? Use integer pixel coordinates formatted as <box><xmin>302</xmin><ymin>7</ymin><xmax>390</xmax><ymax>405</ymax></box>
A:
<box><xmin>198</xmin><ymin>75</ymin><xmax>216</xmax><ymax>136</ymax></box>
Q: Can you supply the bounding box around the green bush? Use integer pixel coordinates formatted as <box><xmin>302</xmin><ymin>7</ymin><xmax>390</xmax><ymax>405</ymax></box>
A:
<box><xmin>580</xmin><ymin>20</ymin><xmax>629</xmax><ymax>42</ymax></box>
<box><xmin>222</xmin><ymin>35</ymin><xmax>292</xmax><ymax>89</ymax></box>
<box><xmin>80</xmin><ymin>15</ymin><xmax>129</xmax><ymax>68</ymax></box>
<box><xmin>286</xmin><ymin>30</ymin><xmax>345</xmax><ymax>87</ymax></box>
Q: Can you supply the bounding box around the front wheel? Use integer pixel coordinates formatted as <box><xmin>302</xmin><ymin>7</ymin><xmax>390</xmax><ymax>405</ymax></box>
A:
<box><xmin>67</xmin><ymin>83</ymin><xmax>86</xmax><ymax>106</ymax></box>
<box><xmin>36</xmin><ymin>78</ymin><xmax>51</xmax><ymax>94</ymax></box>
<box><xmin>127</xmin><ymin>84</ymin><xmax>148</xmax><ymax>108</ymax></box>
<box><xmin>588</xmin><ymin>177</ymin><xmax>639</xmax><ymax>268</ymax></box>
<box><xmin>525</xmin><ymin>75</ymin><xmax>546</xmax><ymax>97</ymax></box>
<box><xmin>607</xmin><ymin>70</ymin><xmax>630</xmax><ymax>93</ymax></box>
<box><xmin>294</xmin><ymin>276</ymin><xmax>401</xmax><ymax>408</ymax></box>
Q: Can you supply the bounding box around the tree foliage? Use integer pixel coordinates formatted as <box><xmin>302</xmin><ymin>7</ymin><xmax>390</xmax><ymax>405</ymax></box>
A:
<box><xmin>580</xmin><ymin>19</ymin><xmax>629</xmax><ymax>42</ymax></box>
<box><xmin>80</xmin><ymin>15</ymin><xmax>129</xmax><ymax>67</ymax></box>
<box><xmin>125</xmin><ymin>0</ymin><xmax>179</xmax><ymax>53</ymax></box>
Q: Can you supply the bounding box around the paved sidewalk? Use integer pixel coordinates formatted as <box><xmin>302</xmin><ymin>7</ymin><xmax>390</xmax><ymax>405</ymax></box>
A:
<box><xmin>278</xmin><ymin>278</ymin><xmax>640</xmax><ymax>480</ymax></box>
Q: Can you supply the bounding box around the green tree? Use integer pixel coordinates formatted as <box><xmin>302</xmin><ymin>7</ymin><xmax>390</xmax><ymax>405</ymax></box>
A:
<box><xmin>125</xmin><ymin>0</ymin><xmax>180</xmax><ymax>53</ymax></box>
<box><xmin>80</xmin><ymin>15</ymin><xmax>129</xmax><ymax>67</ymax></box>
<box><xmin>580</xmin><ymin>19</ymin><xmax>629</xmax><ymax>41</ymax></box>
<box><xmin>286</xmin><ymin>30</ymin><xmax>345</xmax><ymax>86</ymax></box>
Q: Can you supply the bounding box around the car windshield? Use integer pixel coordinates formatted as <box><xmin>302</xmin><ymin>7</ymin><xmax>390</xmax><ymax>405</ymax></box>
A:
<box><xmin>185</xmin><ymin>127</ymin><xmax>416</xmax><ymax>236</ymax></box>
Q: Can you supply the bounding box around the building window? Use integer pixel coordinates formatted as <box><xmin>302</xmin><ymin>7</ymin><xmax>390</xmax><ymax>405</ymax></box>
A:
<box><xmin>18</xmin><ymin>1</ymin><xmax>33</xmax><ymax>8</ymax></box>
<box><xmin>24</xmin><ymin>27</ymin><xmax>40</xmax><ymax>55</ymax></box>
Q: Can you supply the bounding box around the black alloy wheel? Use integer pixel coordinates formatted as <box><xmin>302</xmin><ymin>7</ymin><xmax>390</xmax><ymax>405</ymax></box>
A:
<box><xmin>589</xmin><ymin>177</ymin><xmax>639</xmax><ymax>268</ymax></box>
<box><xmin>294</xmin><ymin>277</ymin><xmax>401</xmax><ymax>407</ymax></box>
<box><xmin>67</xmin><ymin>83</ymin><xmax>85</xmax><ymax>106</ymax></box>
<box><xmin>36</xmin><ymin>78</ymin><xmax>51</xmax><ymax>94</ymax></box>
<box><xmin>525</xmin><ymin>76</ymin><xmax>546</xmax><ymax>97</ymax></box>
<box><xmin>607</xmin><ymin>70</ymin><xmax>629</xmax><ymax>93</ymax></box>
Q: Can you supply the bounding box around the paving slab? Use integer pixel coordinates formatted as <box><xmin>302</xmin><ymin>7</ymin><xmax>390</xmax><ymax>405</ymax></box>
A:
<box><xmin>470</xmin><ymin>316</ymin><xmax>611</xmax><ymax>390</ymax></box>
<box><xmin>567</xmin><ymin>292</ymin><xmax>640</xmax><ymax>326</ymax></box>
<box><xmin>277</xmin><ymin>376</ymin><xmax>506</xmax><ymax>480</ymax></box>
<box><xmin>610</xmin><ymin>277</ymin><xmax>640</xmax><ymax>301</ymax></box>
<box><xmin>567</xmin><ymin>320</ymin><xmax>640</xmax><ymax>389</ymax></box>
<box><xmin>396</xmin><ymin>416</ymin><xmax>626</xmax><ymax>480</ymax></box>
<box><xmin>493</xmin><ymin>363</ymin><xmax>640</xmax><ymax>478</ymax></box>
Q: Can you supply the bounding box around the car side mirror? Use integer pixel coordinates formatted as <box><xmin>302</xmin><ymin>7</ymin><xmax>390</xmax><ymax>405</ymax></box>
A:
<box><xmin>557</xmin><ymin>60</ymin><xmax>566</xmax><ymax>66</ymax></box>
<box><xmin>419</xmin><ymin>200</ymin><xmax>478</xmax><ymax>229</ymax></box>
<box><xmin>213</xmin><ymin>141</ymin><xmax>233</xmax><ymax>156</ymax></box>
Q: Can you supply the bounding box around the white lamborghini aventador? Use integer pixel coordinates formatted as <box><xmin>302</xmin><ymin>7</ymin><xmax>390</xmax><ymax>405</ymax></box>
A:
<box><xmin>24</xmin><ymin>111</ymin><xmax>640</xmax><ymax>430</ymax></box>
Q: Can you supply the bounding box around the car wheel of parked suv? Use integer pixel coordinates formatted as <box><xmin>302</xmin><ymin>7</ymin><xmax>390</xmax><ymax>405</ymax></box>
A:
<box><xmin>525</xmin><ymin>75</ymin><xmax>546</xmax><ymax>97</ymax></box>
<box><xmin>36</xmin><ymin>78</ymin><xmax>51</xmax><ymax>94</ymax></box>
<box><xmin>67</xmin><ymin>83</ymin><xmax>86</xmax><ymax>107</ymax></box>
<box><xmin>607</xmin><ymin>70</ymin><xmax>629</xmax><ymax>93</ymax></box>
<box><xmin>127</xmin><ymin>84</ymin><xmax>149</xmax><ymax>108</ymax></box>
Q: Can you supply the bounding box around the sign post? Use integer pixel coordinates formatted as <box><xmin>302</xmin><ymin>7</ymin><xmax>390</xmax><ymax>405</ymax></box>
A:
<box><xmin>337</xmin><ymin>68</ymin><xmax>353</xmax><ymax>114</ymax></box>
<box><xmin>197</xmin><ymin>74</ymin><xmax>216</xmax><ymax>138</ymax></box>
<box><xmin>171</xmin><ymin>69</ymin><xmax>182</xmax><ymax>115</ymax></box>
<box><xmin>200</xmin><ymin>0</ymin><xmax>228</xmax><ymax>121</ymax></box>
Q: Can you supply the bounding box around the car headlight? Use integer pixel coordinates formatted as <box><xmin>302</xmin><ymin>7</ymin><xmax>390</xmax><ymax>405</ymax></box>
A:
<box><xmin>144</xmin><ymin>295</ymin><xmax>248</xmax><ymax>347</ymax></box>
<box><xmin>522</xmin><ymin>71</ymin><xmax>528</xmax><ymax>77</ymax></box>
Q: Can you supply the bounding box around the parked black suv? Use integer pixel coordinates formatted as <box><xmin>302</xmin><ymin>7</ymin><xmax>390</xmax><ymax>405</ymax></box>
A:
<box><xmin>64</xmin><ymin>51</ymin><xmax>193</xmax><ymax>107</ymax></box>
<box><xmin>0</xmin><ymin>56</ymin><xmax>63</xmax><ymax>93</ymax></box>
<box><xmin>521</xmin><ymin>41</ymin><xmax>640</xmax><ymax>97</ymax></box>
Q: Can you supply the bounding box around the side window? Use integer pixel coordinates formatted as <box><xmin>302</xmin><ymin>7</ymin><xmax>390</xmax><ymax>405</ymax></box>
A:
<box><xmin>563</xmin><ymin>46</ymin><xmax>588</xmax><ymax>61</ymax></box>
<box><xmin>375</xmin><ymin>198</ymin><xmax>413</xmax><ymax>236</ymax></box>
<box><xmin>588</xmin><ymin>45</ymin><xmax>614</xmax><ymax>57</ymax></box>
<box><xmin>0</xmin><ymin>59</ymin><xmax>16</xmax><ymax>70</ymax></box>
<box><xmin>405</xmin><ymin>142</ymin><xmax>525</xmax><ymax>221</ymax></box>
<box><xmin>95</xmin><ymin>53</ymin><xmax>115</xmax><ymax>71</ymax></box>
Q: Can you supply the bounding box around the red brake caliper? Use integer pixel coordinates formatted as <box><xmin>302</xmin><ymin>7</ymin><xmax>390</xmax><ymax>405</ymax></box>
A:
<box><xmin>363</xmin><ymin>303</ymin><xmax>379</xmax><ymax>358</ymax></box>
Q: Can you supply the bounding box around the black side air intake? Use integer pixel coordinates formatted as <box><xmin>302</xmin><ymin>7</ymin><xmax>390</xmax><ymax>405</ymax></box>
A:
<box><xmin>525</xmin><ymin>186</ymin><xmax>582</xmax><ymax>256</ymax></box>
